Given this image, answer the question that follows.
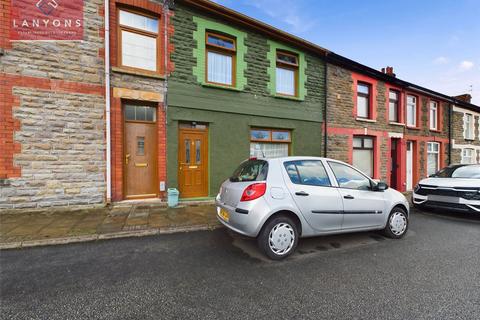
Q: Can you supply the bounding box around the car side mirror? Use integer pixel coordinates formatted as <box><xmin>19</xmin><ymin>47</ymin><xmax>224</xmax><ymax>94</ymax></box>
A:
<box><xmin>373</xmin><ymin>182</ymin><xmax>388</xmax><ymax>191</ymax></box>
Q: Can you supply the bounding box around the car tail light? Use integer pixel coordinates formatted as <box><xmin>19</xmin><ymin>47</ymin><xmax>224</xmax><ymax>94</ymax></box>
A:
<box><xmin>240</xmin><ymin>183</ymin><xmax>266</xmax><ymax>201</ymax></box>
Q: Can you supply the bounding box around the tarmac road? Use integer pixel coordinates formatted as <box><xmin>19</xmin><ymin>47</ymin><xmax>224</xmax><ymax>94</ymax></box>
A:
<box><xmin>1</xmin><ymin>209</ymin><xmax>479</xmax><ymax>320</ymax></box>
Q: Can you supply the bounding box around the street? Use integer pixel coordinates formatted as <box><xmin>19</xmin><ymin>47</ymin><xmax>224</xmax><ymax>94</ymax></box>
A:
<box><xmin>1</xmin><ymin>209</ymin><xmax>479</xmax><ymax>320</ymax></box>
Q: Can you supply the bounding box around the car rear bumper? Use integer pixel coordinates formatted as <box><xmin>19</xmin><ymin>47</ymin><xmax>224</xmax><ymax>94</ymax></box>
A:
<box><xmin>215</xmin><ymin>198</ymin><xmax>262</xmax><ymax>237</ymax></box>
<box><xmin>413</xmin><ymin>193</ymin><xmax>480</xmax><ymax>213</ymax></box>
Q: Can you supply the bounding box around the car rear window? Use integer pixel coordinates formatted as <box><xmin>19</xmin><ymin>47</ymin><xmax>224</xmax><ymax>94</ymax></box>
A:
<box><xmin>230</xmin><ymin>160</ymin><xmax>268</xmax><ymax>182</ymax></box>
<box><xmin>434</xmin><ymin>165</ymin><xmax>480</xmax><ymax>178</ymax></box>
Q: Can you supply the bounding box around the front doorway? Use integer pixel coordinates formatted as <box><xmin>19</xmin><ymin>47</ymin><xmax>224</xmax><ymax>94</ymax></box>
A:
<box><xmin>178</xmin><ymin>123</ymin><xmax>209</xmax><ymax>198</ymax></box>
<box><xmin>124</xmin><ymin>104</ymin><xmax>158</xmax><ymax>199</ymax></box>
<box><xmin>406</xmin><ymin>141</ymin><xmax>414</xmax><ymax>191</ymax></box>
<box><xmin>390</xmin><ymin>138</ymin><xmax>401</xmax><ymax>190</ymax></box>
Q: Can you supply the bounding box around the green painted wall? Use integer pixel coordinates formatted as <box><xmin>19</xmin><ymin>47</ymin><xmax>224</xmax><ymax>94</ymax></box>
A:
<box><xmin>167</xmin><ymin>107</ymin><xmax>323</xmax><ymax>197</ymax></box>
<box><xmin>167</xmin><ymin>4</ymin><xmax>326</xmax><ymax>197</ymax></box>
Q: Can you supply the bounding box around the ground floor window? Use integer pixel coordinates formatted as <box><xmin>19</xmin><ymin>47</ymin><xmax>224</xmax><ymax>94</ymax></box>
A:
<box><xmin>461</xmin><ymin>148</ymin><xmax>476</xmax><ymax>164</ymax></box>
<box><xmin>250</xmin><ymin>128</ymin><xmax>291</xmax><ymax>158</ymax></box>
<box><xmin>427</xmin><ymin>142</ymin><xmax>440</xmax><ymax>176</ymax></box>
<box><xmin>353</xmin><ymin>136</ymin><xmax>374</xmax><ymax>177</ymax></box>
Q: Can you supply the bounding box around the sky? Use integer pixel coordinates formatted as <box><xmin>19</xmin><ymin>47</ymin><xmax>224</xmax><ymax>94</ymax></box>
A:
<box><xmin>212</xmin><ymin>0</ymin><xmax>480</xmax><ymax>105</ymax></box>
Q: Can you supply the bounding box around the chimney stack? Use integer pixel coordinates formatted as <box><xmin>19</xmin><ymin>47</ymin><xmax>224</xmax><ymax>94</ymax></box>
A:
<box><xmin>453</xmin><ymin>94</ymin><xmax>472</xmax><ymax>103</ymax></box>
<box><xmin>381</xmin><ymin>66</ymin><xmax>396</xmax><ymax>77</ymax></box>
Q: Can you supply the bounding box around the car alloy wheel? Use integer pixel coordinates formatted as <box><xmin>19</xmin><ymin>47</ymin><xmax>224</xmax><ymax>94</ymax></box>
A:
<box><xmin>268</xmin><ymin>222</ymin><xmax>295</xmax><ymax>255</ymax></box>
<box><xmin>389</xmin><ymin>211</ymin><xmax>407</xmax><ymax>236</ymax></box>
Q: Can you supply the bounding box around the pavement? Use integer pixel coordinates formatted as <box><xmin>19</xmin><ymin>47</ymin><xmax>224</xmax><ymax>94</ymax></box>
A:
<box><xmin>0</xmin><ymin>202</ymin><xmax>219</xmax><ymax>249</ymax></box>
<box><xmin>1</xmin><ymin>208</ymin><xmax>479</xmax><ymax>320</ymax></box>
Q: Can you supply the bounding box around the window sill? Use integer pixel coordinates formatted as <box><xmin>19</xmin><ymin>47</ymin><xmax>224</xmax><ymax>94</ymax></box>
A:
<box><xmin>389</xmin><ymin>122</ymin><xmax>405</xmax><ymax>127</ymax></box>
<box><xmin>201</xmin><ymin>83</ymin><xmax>242</xmax><ymax>92</ymax></box>
<box><xmin>406</xmin><ymin>126</ymin><xmax>420</xmax><ymax>130</ymax></box>
<box><xmin>356</xmin><ymin>118</ymin><xmax>376</xmax><ymax>123</ymax></box>
<box><xmin>273</xmin><ymin>94</ymin><xmax>304</xmax><ymax>102</ymax></box>
<box><xmin>430</xmin><ymin>129</ymin><xmax>441</xmax><ymax>133</ymax></box>
<box><xmin>112</xmin><ymin>67</ymin><xmax>165</xmax><ymax>80</ymax></box>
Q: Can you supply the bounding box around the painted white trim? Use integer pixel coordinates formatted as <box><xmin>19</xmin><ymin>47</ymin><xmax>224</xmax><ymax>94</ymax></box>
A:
<box><xmin>388</xmin><ymin>132</ymin><xmax>403</xmax><ymax>138</ymax></box>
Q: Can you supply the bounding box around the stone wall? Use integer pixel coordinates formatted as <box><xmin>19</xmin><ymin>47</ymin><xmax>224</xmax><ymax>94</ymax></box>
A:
<box><xmin>0</xmin><ymin>0</ymin><xmax>106</xmax><ymax>210</ymax></box>
<box><xmin>452</xmin><ymin>107</ymin><xmax>480</xmax><ymax>164</ymax></box>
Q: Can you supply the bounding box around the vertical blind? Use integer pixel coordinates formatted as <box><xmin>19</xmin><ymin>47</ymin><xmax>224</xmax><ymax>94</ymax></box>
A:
<box><xmin>207</xmin><ymin>51</ymin><xmax>233</xmax><ymax>85</ymax></box>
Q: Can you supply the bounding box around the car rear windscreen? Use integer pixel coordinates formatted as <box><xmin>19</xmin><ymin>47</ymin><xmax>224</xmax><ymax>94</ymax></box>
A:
<box><xmin>230</xmin><ymin>160</ymin><xmax>268</xmax><ymax>182</ymax></box>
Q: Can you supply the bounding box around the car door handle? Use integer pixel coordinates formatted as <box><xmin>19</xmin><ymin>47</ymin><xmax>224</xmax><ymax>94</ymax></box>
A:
<box><xmin>343</xmin><ymin>195</ymin><xmax>354</xmax><ymax>199</ymax></box>
<box><xmin>295</xmin><ymin>191</ymin><xmax>309</xmax><ymax>196</ymax></box>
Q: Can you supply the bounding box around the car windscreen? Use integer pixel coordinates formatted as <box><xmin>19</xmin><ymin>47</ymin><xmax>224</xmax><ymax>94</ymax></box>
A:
<box><xmin>434</xmin><ymin>165</ymin><xmax>480</xmax><ymax>178</ymax></box>
<box><xmin>229</xmin><ymin>160</ymin><xmax>268</xmax><ymax>182</ymax></box>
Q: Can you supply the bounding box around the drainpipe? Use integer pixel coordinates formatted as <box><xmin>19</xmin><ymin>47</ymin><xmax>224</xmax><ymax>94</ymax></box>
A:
<box><xmin>323</xmin><ymin>60</ymin><xmax>328</xmax><ymax>157</ymax></box>
<box><xmin>104</xmin><ymin>0</ymin><xmax>112</xmax><ymax>204</ymax></box>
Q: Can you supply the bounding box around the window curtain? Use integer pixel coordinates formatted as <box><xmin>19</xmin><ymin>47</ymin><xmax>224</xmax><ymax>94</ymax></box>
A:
<box><xmin>207</xmin><ymin>51</ymin><xmax>232</xmax><ymax>85</ymax></box>
<box><xmin>250</xmin><ymin>143</ymin><xmax>288</xmax><ymax>158</ymax></box>
<box><xmin>276</xmin><ymin>67</ymin><xmax>295</xmax><ymax>95</ymax></box>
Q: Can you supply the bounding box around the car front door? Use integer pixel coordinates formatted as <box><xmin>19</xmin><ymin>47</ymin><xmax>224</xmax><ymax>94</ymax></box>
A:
<box><xmin>327</xmin><ymin>161</ymin><xmax>387</xmax><ymax>230</ymax></box>
<box><xmin>282</xmin><ymin>160</ymin><xmax>344</xmax><ymax>233</ymax></box>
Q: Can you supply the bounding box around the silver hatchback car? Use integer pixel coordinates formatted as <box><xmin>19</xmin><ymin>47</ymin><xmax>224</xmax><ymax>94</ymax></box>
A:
<box><xmin>216</xmin><ymin>157</ymin><xmax>410</xmax><ymax>260</ymax></box>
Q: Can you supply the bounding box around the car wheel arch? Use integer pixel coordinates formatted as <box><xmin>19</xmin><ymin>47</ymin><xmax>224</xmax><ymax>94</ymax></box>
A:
<box><xmin>258</xmin><ymin>210</ymin><xmax>303</xmax><ymax>237</ymax></box>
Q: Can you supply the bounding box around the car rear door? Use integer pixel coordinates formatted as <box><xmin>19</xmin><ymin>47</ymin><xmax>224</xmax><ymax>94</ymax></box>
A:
<box><xmin>326</xmin><ymin>161</ymin><xmax>386</xmax><ymax>230</ymax></box>
<box><xmin>282</xmin><ymin>160</ymin><xmax>344</xmax><ymax>233</ymax></box>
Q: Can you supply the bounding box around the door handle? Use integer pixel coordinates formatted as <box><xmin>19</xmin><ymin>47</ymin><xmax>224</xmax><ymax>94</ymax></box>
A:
<box><xmin>295</xmin><ymin>191</ymin><xmax>309</xmax><ymax>196</ymax></box>
<box><xmin>343</xmin><ymin>195</ymin><xmax>354</xmax><ymax>199</ymax></box>
<box><xmin>125</xmin><ymin>154</ymin><xmax>130</xmax><ymax>165</ymax></box>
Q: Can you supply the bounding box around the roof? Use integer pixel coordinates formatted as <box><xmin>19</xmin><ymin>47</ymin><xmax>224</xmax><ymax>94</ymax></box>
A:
<box><xmin>178</xmin><ymin>0</ymin><xmax>480</xmax><ymax>112</ymax></box>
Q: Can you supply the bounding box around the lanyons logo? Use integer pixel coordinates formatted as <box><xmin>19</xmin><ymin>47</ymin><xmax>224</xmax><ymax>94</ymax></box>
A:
<box><xmin>36</xmin><ymin>0</ymin><xmax>59</xmax><ymax>16</ymax></box>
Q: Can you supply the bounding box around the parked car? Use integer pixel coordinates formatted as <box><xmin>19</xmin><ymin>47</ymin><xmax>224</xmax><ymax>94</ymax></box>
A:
<box><xmin>216</xmin><ymin>157</ymin><xmax>410</xmax><ymax>260</ymax></box>
<box><xmin>413</xmin><ymin>164</ymin><xmax>480</xmax><ymax>213</ymax></box>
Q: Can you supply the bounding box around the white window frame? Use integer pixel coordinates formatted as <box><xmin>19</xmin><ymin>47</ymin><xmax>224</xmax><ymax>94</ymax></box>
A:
<box><xmin>464</xmin><ymin>113</ymin><xmax>474</xmax><ymax>140</ymax></box>
<box><xmin>461</xmin><ymin>148</ymin><xmax>475</xmax><ymax>164</ymax></box>
<box><xmin>427</xmin><ymin>142</ymin><xmax>440</xmax><ymax>176</ymax></box>
<box><xmin>406</xmin><ymin>95</ymin><xmax>417</xmax><ymax>127</ymax></box>
<box><xmin>429</xmin><ymin>101</ymin><xmax>438</xmax><ymax>130</ymax></box>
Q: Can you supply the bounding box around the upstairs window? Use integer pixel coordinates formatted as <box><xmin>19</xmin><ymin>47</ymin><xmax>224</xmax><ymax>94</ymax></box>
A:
<box><xmin>276</xmin><ymin>51</ymin><xmax>298</xmax><ymax>96</ymax></box>
<box><xmin>406</xmin><ymin>95</ymin><xmax>417</xmax><ymax>127</ymax></box>
<box><xmin>429</xmin><ymin>101</ymin><xmax>438</xmax><ymax>130</ymax></box>
<box><xmin>118</xmin><ymin>9</ymin><xmax>159</xmax><ymax>72</ymax></box>
<box><xmin>206</xmin><ymin>32</ymin><xmax>236</xmax><ymax>86</ymax></box>
<box><xmin>389</xmin><ymin>90</ymin><xmax>400</xmax><ymax>122</ymax></box>
<box><xmin>357</xmin><ymin>83</ymin><xmax>371</xmax><ymax>118</ymax></box>
<box><xmin>465</xmin><ymin>113</ymin><xmax>474</xmax><ymax>140</ymax></box>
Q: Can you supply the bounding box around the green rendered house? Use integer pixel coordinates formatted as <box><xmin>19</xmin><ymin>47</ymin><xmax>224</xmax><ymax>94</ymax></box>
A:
<box><xmin>167</xmin><ymin>0</ymin><xmax>328</xmax><ymax>198</ymax></box>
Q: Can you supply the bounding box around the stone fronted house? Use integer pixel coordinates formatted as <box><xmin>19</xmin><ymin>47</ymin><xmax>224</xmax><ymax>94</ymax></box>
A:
<box><xmin>451</xmin><ymin>94</ymin><xmax>480</xmax><ymax>164</ymax></box>
<box><xmin>167</xmin><ymin>0</ymin><xmax>328</xmax><ymax>199</ymax></box>
<box><xmin>323</xmin><ymin>55</ymin><xmax>479</xmax><ymax>191</ymax></box>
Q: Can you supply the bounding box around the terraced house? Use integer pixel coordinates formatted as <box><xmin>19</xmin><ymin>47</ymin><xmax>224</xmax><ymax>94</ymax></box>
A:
<box><xmin>167</xmin><ymin>0</ymin><xmax>328</xmax><ymax>199</ymax></box>
<box><xmin>451</xmin><ymin>94</ymin><xmax>480</xmax><ymax>164</ymax></box>
<box><xmin>323</xmin><ymin>55</ymin><xmax>480</xmax><ymax>191</ymax></box>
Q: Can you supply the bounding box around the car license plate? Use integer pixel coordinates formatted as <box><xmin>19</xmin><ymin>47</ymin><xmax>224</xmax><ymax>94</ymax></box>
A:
<box><xmin>220</xmin><ymin>208</ymin><xmax>230</xmax><ymax>222</ymax></box>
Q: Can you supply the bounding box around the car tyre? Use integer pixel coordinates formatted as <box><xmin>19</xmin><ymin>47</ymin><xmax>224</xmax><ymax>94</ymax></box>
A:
<box><xmin>383</xmin><ymin>207</ymin><xmax>408</xmax><ymax>239</ymax></box>
<box><xmin>257</xmin><ymin>215</ymin><xmax>298</xmax><ymax>260</ymax></box>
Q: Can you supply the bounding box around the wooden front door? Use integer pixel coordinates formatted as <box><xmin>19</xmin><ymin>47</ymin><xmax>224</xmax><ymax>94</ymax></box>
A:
<box><xmin>178</xmin><ymin>127</ymin><xmax>208</xmax><ymax>198</ymax></box>
<box><xmin>125</xmin><ymin>122</ymin><xmax>158</xmax><ymax>199</ymax></box>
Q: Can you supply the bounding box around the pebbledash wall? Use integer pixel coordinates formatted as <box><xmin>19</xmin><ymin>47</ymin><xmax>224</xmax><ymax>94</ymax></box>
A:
<box><xmin>0</xmin><ymin>0</ymin><xmax>106</xmax><ymax>209</ymax></box>
<box><xmin>325</xmin><ymin>63</ymin><xmax>450</xmax><ymax>191</ymax></box>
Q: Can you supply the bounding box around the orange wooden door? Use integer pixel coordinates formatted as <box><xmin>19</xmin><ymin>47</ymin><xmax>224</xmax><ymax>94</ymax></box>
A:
<box><xmin>178</xmin><ymin>128</ymin><xmax>208</xmax><ymax>198</ymax></box>
<box><xmin>125</xmin><ymin>122</ymin><xmax>158</xmax><ymax>199</ymax></box>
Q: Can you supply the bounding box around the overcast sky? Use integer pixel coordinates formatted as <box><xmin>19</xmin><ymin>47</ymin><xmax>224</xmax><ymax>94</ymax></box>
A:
<box><xmin>213</xmin><ymin>0</ymin><xmax>480</xmax><ymax>105</ymax></box>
